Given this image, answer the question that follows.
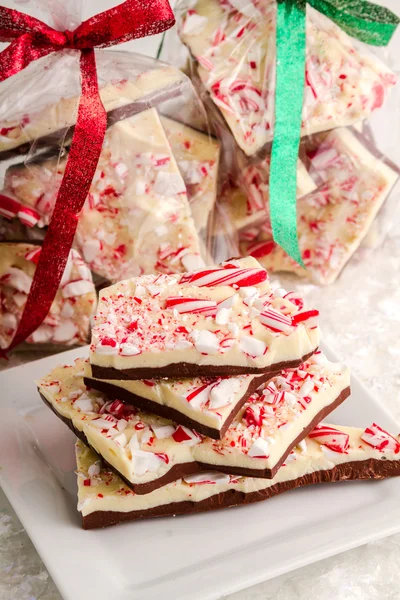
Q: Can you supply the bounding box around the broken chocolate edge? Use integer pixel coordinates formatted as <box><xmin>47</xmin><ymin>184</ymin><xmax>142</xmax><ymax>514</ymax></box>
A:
<box><xmin>198</xmin><ymin>385</ymin><xmax>351</xmax><ymax>478</ymax></box>
<box><xmin>38</xmin><ymin>381</ymin><xmax>349</xmax><ymax>494</ymax></box>
<box><xmin>83</xmin><ymin>371</ymin><xmax>276</xmax><ymax>440</ymax></box>
<box><xmin>89</xmin><ymin>348</ymin><xmax>318</xmax><ymax>381</ymax></box>
<box><xmin>81</xmin><ymin>457</ymin><xmax>400</xmax><ymax>529</ymax></box>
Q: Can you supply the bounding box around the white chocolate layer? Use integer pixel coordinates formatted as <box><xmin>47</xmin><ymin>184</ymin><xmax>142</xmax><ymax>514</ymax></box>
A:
<box><xmin>90</xmin><ymin>257</ymin><xmax>320</xmax><ymax>372</ymax></box>
<box><xmin>38</xmin><ymin>353</ymin><xmax>348</xmax><ymax>488</ymax></box>
<box><xmin>85</xmin><ymin>362</ymin><xmax>265</xmax><ymax>433</ymax></box>
<box><xmin>160</xmin><ymin>117</ymin><xmax>220</xmax><ymax>231</ymax></box>
<box><xmin>5</xmin><ymin>108</ymin><xmax>203</xmax><ymax>282</ymax></box>
<box><xmin>0</xmin><ymin>244</ymin><xmax>96</xmax><ymax>348</ymax></box>
<box><xmin>76</xmin><ymin>421</ymin><xmax>400</xmax><ymax>516</ymax></box>
<box><xmin>241</xmin><ymin>128</ymin><xmax>399</xmax><ymax>284</ymax></box>
<box><xmin>178</xmin><ymin>0</ymin><xmax>396</xmax><ymax>156</ymax></box>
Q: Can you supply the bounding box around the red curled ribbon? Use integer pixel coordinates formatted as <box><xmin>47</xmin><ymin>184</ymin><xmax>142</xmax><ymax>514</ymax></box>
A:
<box><xmin>0</xmin><ymin>1</ymin><xmax>175</xmax><ymax>353</ymax></box>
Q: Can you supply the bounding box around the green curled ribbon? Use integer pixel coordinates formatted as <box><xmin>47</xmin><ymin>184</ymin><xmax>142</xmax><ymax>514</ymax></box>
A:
<box><xmin>269</xmin><ymin>0</ymin><xmax>399</xmax><ymax>267</ymax></box>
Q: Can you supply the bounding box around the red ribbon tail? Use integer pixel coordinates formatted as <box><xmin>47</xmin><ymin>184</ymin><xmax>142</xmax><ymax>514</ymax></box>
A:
<box><xmin>0</xmin><ymin>34</ymin><xmax>55</xmax><ymax>81</ymax></box>
<box><xmin>4</xmin><ymin>49</ymin><xmax>107</xmax><ymax>352</ymax></box>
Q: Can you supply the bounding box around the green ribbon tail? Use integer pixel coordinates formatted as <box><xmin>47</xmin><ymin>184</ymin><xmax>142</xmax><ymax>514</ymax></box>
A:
<box><xmin>308</xmin><ymin>0</ymin><xmax>400</xmax><ymax>46</ymax></box>
<box><xmin>269</xmin><ymin>0</ymin><xmax>307</xmax><ymax>267</ymax></box>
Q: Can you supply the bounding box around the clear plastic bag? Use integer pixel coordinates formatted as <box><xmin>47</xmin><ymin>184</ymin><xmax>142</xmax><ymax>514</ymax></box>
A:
<box><xmin>170</xmin><ymin>0</ymin><xmax>400</xmax><ymax>285</ymax></box>
<box><xmin>0</xmin><ymin>0</ymin><xmax>218</xmax><ymax>349</ymax></box>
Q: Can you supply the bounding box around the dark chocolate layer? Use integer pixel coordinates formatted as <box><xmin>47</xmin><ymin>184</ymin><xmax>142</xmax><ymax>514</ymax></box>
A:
<box><xmin>90</xmin><ymin>348</ymin><xmax>318</xmax><ymax>381</ymax></box>
<box><xmin>39</xmin><ymin>390</ymin><xmax>204</xmax><ymax>495</ymax></box>
<box><xmin>198</xmin><ymin>385</ymin><xmax>350</xmax><ymax>478</ymax></box>
<box><xmin>82</xmin><ymin>457</ymin><xmax>400</xmax><ymax>529</ymax></box>
<box><xmin>39</xmin><ymin>383</ymin><xmax>348</xmax><ymax>494</ymax></box>
<box><xmin>83</xmin><ymin>371</ymin><xmax>276</xmax><ymax>440</ymax></box>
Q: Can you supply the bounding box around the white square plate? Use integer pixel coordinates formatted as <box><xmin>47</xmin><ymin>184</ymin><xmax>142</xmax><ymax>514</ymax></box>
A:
<box><xmin>1</xmin><ymin>345</ymin><xmax>400</xmax><ymax>600</ymax></box>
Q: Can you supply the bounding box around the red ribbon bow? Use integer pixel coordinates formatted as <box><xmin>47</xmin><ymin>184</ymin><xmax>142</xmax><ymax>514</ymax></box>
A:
<box><xmin>0</xmin><ymin>1</ymin><xmax>175</xmax><ymax>353</ymax></box>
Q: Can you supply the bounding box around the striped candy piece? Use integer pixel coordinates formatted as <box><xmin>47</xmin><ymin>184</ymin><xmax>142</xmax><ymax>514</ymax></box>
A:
<box><xmin>361</xmin><ymin>423</ymin><xmax>400</xmax><ymax>454</ymax></box>
<box><xmin>283</xmin><ymin>291</ymin><xmax>304</xmax><ymax>311</ymax></box>
<box><xmin>18</xmin><ymin>206</ymin><xmax>40</xmax><ymax>227</ymax></box>
<box><xmin>291</xmin><ymin>309</ymin><xmax>319</xmax><ymax>328</ymax></box>
<box><xmin>185</xmin><ymin>382</ymin><xmax>215</xmax><ymax>410</ymax></box>
<box><xmin>25</xmin><ymin>247</ymin><xmax>41</xmax><ymax>264</ymax></box>
<box><xmin>172</xmin><ymin>425</ymin><xmax>202</xmax><ymax>446</ymax></box>
<box><xmin>259</xmin><ymin>308</ymin><xmax>292</xmax><ymax>333</ymax></box>
<box><xmin>165</xmin><ymin>297</ymin><xmax>217</xmax><ymax>316</ymax></box>
<box><xmin>248</xmin><ymin>240</ymin><xmax>276</xmax><ymax>259</ymax></box>
<box><xmin>309</xmin><ymin>425</ymin><xmax>350</xmax><ymax>453</ymax></box>
<box><xmin>180</xmin><ymin>266</ymin><xmax>268</xmax><ymax>288</ymax></box>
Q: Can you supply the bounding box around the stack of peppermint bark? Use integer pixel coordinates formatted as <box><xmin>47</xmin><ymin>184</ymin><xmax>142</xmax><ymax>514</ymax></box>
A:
<box><xmin>37</xmin><ymin>257</ymin><xmax>400</xmax><ymax>529</ymax></box>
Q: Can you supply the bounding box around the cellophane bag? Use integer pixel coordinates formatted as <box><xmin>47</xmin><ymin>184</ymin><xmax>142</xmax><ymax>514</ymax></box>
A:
<box><xmin>169</xmin><ymin>0</ymin><xmax>400</xmax><ymax>285</ymax></box>
<box><xmin>0</xmin><ymin>1</ymin><xmax>220</xmax><ymax>350</ymax></box>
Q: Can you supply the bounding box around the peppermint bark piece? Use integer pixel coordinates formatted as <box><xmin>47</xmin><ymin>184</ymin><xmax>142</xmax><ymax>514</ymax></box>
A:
<box><xmin>84</xmin><ymin>362</ymin><xmax>272</xmax><ymax>439</ymax></box>
<box><xmin>76</xmin><ymin>420</ymin><xmax>400</xmax><ymax>529</ymax></box>
<box><xmin>241</xmin><ymin>128</ymin><xmax>399</xmax><ymax>285</ymax></box>
<box><xmin>0</xmin><ymin>66</ymin><xmax>186</xmax><ymax>157</ymax></box>
<box><xmin>0</xmin><ymin>243</ymin><xmax>96</xmax><ymax>348</ymax></box>
<box><xmin>37</xmin><ymin>352</ymin><xmax>348</xmax><ymax>493</ymax></box>
<box><xmin>5</xmin><ymin>109</ymin><xmax>203</xmax><ymax>281</ymax></box>
<box><xmin>89</xmin><ymin>257</ymin><xmax>320</xmax><ymax>379</ymax></box>
<box><xmin>221</xmin><ymin>158</ymin><xmax>316</xmax><ymax>232</ymax></box>
<box><xmin>178</xmin><ymin>0</ymin><xmax>396</xmax><ymax>156</ymax></box>
<box><xmin>4</xmin><ymin>115</ymin><xmax>219</xmax><ymax>237</ymax></box>
<box><xmin>160</xmin><ymin>117</ymin><xmax>220</xmax><ymax>231</ymax></box>
<box><xmin>85</xmin><ymin>350</ymin><xmax>350</xmax><ymax>471</ymax></box>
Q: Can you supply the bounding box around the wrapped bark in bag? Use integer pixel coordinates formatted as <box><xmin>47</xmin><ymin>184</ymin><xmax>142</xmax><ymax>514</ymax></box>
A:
<box><xmin>173</xmin><ymin>0</ymin><xmax>400</xmax><ymax>285</ymax></box>
<box><xmin>0</xmin><ymin>0</ymin><xmax>220</xmax><ymax>350</ymax></box>
<box><xmin>0</xmin><ymin>243</ymin><xmax>96</xmax><ymax>349</ymax></box>
<box><xmin>176</xmin><ymin>0</ymin><xmax>397</xmax><ymax>156</ymax></box>
<box><xmin>239</xmin><ymin>127</ymin><xmax>400</xmax><ymax>284</ymax></box>
<box><xmin>0</xmin><ymin>53</ymin><xmax>216</xmax><ymax>283</ymax></box>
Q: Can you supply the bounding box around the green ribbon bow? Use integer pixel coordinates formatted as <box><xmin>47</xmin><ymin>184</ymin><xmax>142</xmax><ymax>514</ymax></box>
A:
<box><xmin>269</xmin><ymin>0</ymin><xmax>399</xmax><ymax>266</ymax></box>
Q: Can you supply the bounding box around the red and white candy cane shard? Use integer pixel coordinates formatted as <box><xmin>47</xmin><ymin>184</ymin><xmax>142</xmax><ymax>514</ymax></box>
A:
<box><xmin>291</xmin><ymin>309</ymin><xmax>319</xmax><ymax>328</ymax></box>
<box><xmin>248</xmin><ymin>240</ymin><xmax>276</xmax><ymax>259</ymax></box>
<box><xmin>242</xmin><ymin>404</ymin><xmax>263</xmax><ymax>427</ymax></box>
<box><xmin>259</xmin><ymin>308</ymin><xmax>292</xmax><ymax>333</ymax></box>
<box><xmin>361</xmin><ymin>423</ymin><xmax>400</xmax><ymax>454</ymax></box>
<box><xmin>25</xmin><ymin>247</ymin><xmax>41</xmax><ymax>264</ymax></box>
<box><xmin>179</xmin><ymin>267</ymin><xmax>268</xmax><ymax>288</ymax></box>
<box><xmin>172</xmin><ymin>425</ymin><xmax>202</xmax><ymax>444</ymax></box>
<box><xmin>186</xmin><ymin>382</ymin><xmax>214</xmax><ymax>405</ymax></box>
<box><xmin>165</xmin><ymin>297</ymin><xmax>217</xmax><ymax>316</ymax></box>
<box><xmin>309</xmin><ymin>425</ymin><xmax>350</xmax><ymax>453</ymax></box>
<box><xmin>0</xmin><ymin>194</ymin><xmax>21</xmax><ymax>219</ymax></box>
<box><xmin>18</xmin><ymin>206</ymin><xmax>41</xmax><ymax>227</ymax></box>
<box><xmin>283</xmin><ymin>291</ymin><xmax>304</xmax><ymax>311</ymax></box>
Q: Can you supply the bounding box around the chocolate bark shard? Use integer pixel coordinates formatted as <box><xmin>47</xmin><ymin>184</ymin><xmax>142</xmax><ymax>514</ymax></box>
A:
<box><xmin>241</xmin><ymin>128</ymin><xmax>400</xmax><ymax>285</ymax></box>
<box><xmin>230</xmin><ymin>157</ymin><xmax>316</xmax><ymax>232</ymax></box>
<box><xmin>37</xmin><ymin>352</ymin><xmax>349</xmax><ymax>493</ymax></box>
<box><xmin>4</xmin><ymin>108</ymin><xmax>203</xmax><ymax>282</ymax></box>
<box><xmin>3</xmin><ymin>114</ymin><xmax>219</xmax><ymax>236</ymax></box>
<box><xmin>160</xmin><ymin>116</ymin><xmax>220</xmax><ymax>231</ymax></box>
<box><xmin>0</xmin><ymin>243</ymin><xmax>96</xmax><ymax>348</ymax></box>
<box><xmin>75</xmin><ymin>420</ymin><xmax>400</xmax><ymax>528</ymax></box>
<box><xmin>84</xmin><ymin>368</ymin><xmax>273</xmax><ymax>440</ymax></box>
<box><xmin>89</xmin><ymin>256</ymin><xmax>320</xmax><ymax>378</ymax></box>
<box><xmin>178</xmin><ymin>0</ymin><xmax>396</xmax><ymax>156</ymax></box>
<box><xmin>0</xmin><ymin>66</ymin><xmax>186</xmax><ymax>158</ymax></box>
